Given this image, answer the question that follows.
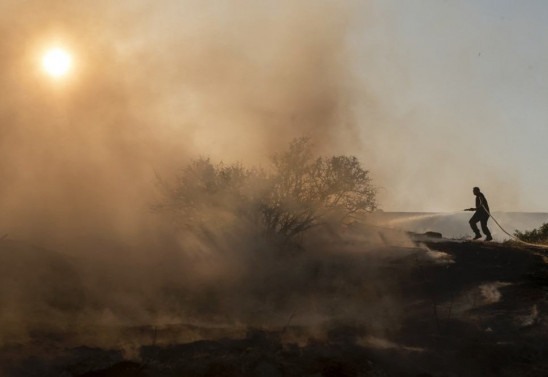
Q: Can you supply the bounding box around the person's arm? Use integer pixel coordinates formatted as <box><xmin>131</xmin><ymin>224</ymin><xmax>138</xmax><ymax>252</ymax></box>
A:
<box><xmin>478</xmin><ymin>195</ymin><xmax>490</xmax><ymax>213</ymax></box>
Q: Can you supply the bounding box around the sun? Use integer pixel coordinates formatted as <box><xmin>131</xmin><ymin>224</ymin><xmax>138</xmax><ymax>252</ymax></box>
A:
<box><xmin>42</xmin><ymin>47</ymin><xmax>73</xmax><ymax>78</ymax></box>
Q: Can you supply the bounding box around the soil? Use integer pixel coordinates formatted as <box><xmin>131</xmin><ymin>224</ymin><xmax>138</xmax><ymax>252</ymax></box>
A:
<box><xmin>1</xmin><ymin>238</ymin><xmax>547</xmax><ymax>377</ymax></box>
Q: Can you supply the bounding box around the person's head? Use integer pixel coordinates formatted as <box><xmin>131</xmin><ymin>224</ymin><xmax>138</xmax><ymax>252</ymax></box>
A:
<box><xmin>473</xmin><ymin>187</ymin><xmax>480</xmax><ymax>195</ymax></box>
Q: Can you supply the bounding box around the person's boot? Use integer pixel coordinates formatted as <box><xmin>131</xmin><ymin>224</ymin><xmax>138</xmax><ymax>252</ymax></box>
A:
<box><xmin>485</xmin><ymin>235</ymin><xmax>493</xmax><ymax>241</ymax></box>
<box><xmin>473</xmin><ymin>234</ymin><xmax>482</xmax><ymax>240</ymax></box>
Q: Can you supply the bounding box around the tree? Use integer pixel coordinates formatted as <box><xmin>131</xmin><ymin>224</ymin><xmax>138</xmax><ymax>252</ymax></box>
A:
<box><xmin>159</xmin><ymin>158</ymin><xmax>262</xmax><ymax>230</ymax></box>
<box><xmin>261</xmin><ymin>138</ymin><xmax>377</xmax><ymax>242</ymax></box>
<box><xmin>159</xmin><ymin>138</ymin><xmax>377</xmax><ymax>246</ymax></box>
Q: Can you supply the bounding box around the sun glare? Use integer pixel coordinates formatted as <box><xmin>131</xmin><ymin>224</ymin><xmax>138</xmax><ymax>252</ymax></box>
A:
<box><xmin>42</xmin><ymin>47</ymin><xmax>72</xmax><ymax>78</ymax></box>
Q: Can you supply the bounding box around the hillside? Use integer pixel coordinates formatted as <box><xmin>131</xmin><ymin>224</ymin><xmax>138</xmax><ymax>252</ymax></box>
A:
<box><xmin>0</xmin><ymin>236</ymin><xmax>546</xmax><ymax>377</ymax></box>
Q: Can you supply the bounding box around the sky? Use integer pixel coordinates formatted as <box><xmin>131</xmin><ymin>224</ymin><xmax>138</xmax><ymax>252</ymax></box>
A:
<box><xmin>0</xmin><ymin>0</ymin><xmax>547</xmax><ymax>245</ymax></box>
<box><xmin>352</xmin><ymin>1</ymin><xmax>548</xmax><ymax>211</ymax></box>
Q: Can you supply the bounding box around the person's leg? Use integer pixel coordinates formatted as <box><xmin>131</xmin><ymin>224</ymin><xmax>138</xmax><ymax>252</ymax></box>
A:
<box><xmin>469</xmin><ymin>213</ymin><xmax>482</xmax><ymax>239</ymax></box>
<box><xmin>480</xmin><ymin>216</ymin><xmax>492</xmax><ymax>240</ymax></box>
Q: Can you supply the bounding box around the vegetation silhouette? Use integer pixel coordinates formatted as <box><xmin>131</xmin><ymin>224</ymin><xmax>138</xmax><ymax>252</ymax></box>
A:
<box><xmin>159</xmin><ymin>138</ymin><xmax>377</xmax><ymax>246</ymax></box>
<box><xmin>514</xmin><ymin>222</ymin><xmax>548</xmax><ymax>245</ymax></box>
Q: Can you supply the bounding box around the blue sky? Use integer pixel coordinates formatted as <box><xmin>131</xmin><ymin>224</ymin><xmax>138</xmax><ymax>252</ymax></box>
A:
<box><xmin>352</xmin><ymin>1</ymin><xmax>548</xmax><ymax>211</ymax></box>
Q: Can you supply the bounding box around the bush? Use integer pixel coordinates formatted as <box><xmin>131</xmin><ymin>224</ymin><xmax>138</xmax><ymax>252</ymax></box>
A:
<box><xmin>263</xmin><ymin>138</ymin><xmax>376</xmax><ymax>242</ymax></box>
<box><xmin>514</xmin><ymin>222</ymin><xmax>548</xmax><ymax>244</ymax></box>
<box><xmin>157</xmin><ymin>158</ymin><xmax>266</xmax><ymax>245</ymax></box>
<box><xmin>159</xmin><ymin>138</ymin><xmax>377</xmax><ymax>246</ymax></box>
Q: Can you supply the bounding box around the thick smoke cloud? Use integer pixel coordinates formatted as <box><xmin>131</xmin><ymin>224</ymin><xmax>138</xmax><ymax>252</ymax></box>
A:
<box><xmin>0</xmin><ymin>0</ymin><xmax>363</xmax><ymax>248</ymax></box>
<box><xmin>1</xmin><ymin>0</ymin><xmax>395</xmax><ymax>346</ymax></box>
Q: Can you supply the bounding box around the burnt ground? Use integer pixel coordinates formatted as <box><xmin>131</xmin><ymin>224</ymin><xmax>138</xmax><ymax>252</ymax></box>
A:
<box><xmin>0</xmin><ymin>239</ymin><xmax>547</xmax><ymax>377</ymax></box>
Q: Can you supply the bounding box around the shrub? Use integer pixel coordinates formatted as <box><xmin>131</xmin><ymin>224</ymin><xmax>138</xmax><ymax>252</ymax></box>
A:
<box><xmin>158</xmin><ymin>158</ymin><xmax>264</xmax><ymax>231</ymax></box>
<box><xmin>514</xmin><ymin>222</ymin><xmax>548</xmax><ymax>244</ymax></box>
<box><xmin>159</xmin><ymin>138</ymin><xmax>377</xmax><ymax>246</ymax></box>
<box><xmin>262</xmin><ymin>138</ymin><xmax>376</xmax><ymax>242</ymax></box>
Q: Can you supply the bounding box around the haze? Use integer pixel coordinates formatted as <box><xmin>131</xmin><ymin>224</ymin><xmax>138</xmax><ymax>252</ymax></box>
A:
<box><xmin>354</xmin><ymin>1</ymin><xmax>548</xmax><ymax>212</ymax></box>
<box><xmin>1</xmin><ymin>0</ymin><xmax>547</xmax><ymax>253</ymax></box>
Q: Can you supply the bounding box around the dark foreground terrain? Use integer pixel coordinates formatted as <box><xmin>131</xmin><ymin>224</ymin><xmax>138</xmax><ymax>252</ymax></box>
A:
<box><xmin>1</xmin><ymin>237</ymin><xmax>547</xmax><ymax>377</ymax></box>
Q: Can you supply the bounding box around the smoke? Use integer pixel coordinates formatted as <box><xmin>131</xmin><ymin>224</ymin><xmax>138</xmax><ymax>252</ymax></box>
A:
<box><xmin>4</xmin><ymin>0</ymin><xmax>541</xmax><ymax>353</ymax></box>
<box><xmin>0</xmin><ymin>0</ymin><xmax>407</xmax><ymax>348</ymax></box>
<box><xmin>0</xmin><ymin>0</ymin><xmax>366</xmax><ymax>248</ymax></box>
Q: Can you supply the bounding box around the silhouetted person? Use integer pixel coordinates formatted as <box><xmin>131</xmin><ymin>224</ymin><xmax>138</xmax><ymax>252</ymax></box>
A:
<box><xmin>465</xmin><ymin>187</ymin><xmax>492</xmax><ymax>241</ymax></box>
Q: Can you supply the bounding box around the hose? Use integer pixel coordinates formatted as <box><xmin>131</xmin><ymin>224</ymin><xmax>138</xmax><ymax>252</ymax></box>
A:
<box><xmin>480</xmin><ymin>204</ymin><xmax>548</xmax><ymax>249</ymax></box>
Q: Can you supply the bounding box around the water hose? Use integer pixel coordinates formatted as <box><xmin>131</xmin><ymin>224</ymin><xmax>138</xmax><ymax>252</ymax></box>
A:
<box><xmin>480</xmin><ymin>204</ymin><xmax>548</xmax><ymax>249</ymax></box>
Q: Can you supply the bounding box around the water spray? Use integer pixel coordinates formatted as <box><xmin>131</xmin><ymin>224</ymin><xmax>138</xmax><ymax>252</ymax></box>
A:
<box><xmin>380</xmin><ymin>209</ymin><xmax>548</xmax><ymax>250</ymax></box>
<box><xmin>381</xmin><ymin>211</ymin><xmax>462</xmax><ymax>227</ymax></box>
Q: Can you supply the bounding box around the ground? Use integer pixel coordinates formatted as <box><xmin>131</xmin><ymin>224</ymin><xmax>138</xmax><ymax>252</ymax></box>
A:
<box><xmin>0</xmin><ymin>237</ymin><xmax>547</xmax><ymax>377</ymax></box>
